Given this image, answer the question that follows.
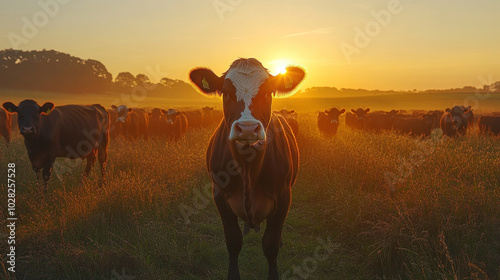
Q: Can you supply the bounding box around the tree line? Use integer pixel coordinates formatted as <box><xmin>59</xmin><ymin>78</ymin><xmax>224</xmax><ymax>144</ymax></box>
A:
<box><xmin>1</xmin><ymin>49</ymin><xmax>498</xmax><ymax>98</ymax></box>
<box><xmin>0</xmin><ymin>49</ymin><xmax>198</xmax><ymax>99</ymax></box>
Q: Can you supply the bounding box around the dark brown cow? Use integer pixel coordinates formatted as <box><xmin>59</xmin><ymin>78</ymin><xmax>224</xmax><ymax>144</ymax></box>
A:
<box><xmin>345</xmin><ymin>108</ymin><xmax>370</xmax><ymax>130</ymax></box>
<box><xmin>393</xmin><ymin>114</ymin><xmax>434</xmax><ymax>137</ymax></box>
<box><xmin>112</xmin><ymin>105</ymin><xmax>149</xmax><ymax>140</ymax></box>
<box><xmin>201</xmin><ymin>106</ymin><xmax>214</xmax><ymax>126</ymax></box>
<box><xmin>318</xmin><ymin>108</ymin><xmax>345</xmax><ymax>135</ymax></box>
<box><xmin>185</xmin><ymin>110</ymin><xmax>203</xmax><ymax>128</ymax></box>
<box><xmin>0</xmin><ymin>108</ymin><xmax>12</xmax><ymax>144</ymax></box>
<box><xmin>440</xmin><ymin>106</ymin><xmax>469</xmax><ymax>137</ymax></box>
<box><xmin>165</xmin><ymin>109</ymin><xmax>188</xmax><ymax>141</ymax></box>
<box><xmin>365</xmin><ymin>110</ymin><xmax>399</xmax><ymax>132</ymax></box>
<box><xmin>458</xmin><ymin>105</ymin><xmax>474</xmax><ymax>129</ymax></box>
<box><xmin>478</xmin><ymin>116</ymin><xmax>500</xmax><ymax>135</ymax></box>
<box><xmin>148</xmin><ymin>108</ymin><xmax>168</xmax><ymax>137</ymax></box>
<box><xmin>189</xmin><ymin>58</ymin><xmax>304</xmax><ymax>280</ymax></box>
<box><xmin>427</xmin><ymin>110</ymin><xmax>444</xmax><ymax>129</ymax></box>
<box><xmin>274</xmin><ymin>109</ymin><xmax>299</xmax><ymax>136</ymax></box>
<box><xmin>3</xmin><ymin>100</ymin><xmax>109</xmax><ymax>191</ymax></box>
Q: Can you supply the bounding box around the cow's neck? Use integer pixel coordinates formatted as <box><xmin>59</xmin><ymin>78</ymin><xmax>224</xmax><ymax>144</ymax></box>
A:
<box><xmin>230</xmin><ymin>140</ymin><xmax>267</xmax><ymax>179</ymax></box>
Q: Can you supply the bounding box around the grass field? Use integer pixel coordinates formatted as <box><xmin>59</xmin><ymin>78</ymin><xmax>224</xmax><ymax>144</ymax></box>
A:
<box><xmin>2</xmin><ymin>87</ymin><xmax>500</xmax><ymax>114</ymax></box>
<box><xmin>1</xmin><ymin>113</ymin><xmax>499</xmax><ymax>279</ymax></box>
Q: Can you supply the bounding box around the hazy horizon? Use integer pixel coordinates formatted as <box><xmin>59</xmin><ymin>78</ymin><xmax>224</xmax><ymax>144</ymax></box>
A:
<box><xmin>1</xmin><ymin>0</ymin><xmax>499</xmax><ymax>91</ymax></box>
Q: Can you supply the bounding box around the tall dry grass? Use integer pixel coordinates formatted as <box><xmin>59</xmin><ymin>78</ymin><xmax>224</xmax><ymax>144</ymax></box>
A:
<box><xmin>0</xmin><ymin>114</ymin><xmax>498</xmax><ymax>279</ymax></box>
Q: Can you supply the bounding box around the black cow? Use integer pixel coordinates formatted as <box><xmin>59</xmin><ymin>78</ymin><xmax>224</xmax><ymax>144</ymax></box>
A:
<box><xmin>440</xmin><ymin>106</ymin><xmax>469</xmax><ymax>137</ymax></box>
<box><xmin>3</xmin><ymin>100</ymin><xmax>109</xmax><ymax>191</ymax></box>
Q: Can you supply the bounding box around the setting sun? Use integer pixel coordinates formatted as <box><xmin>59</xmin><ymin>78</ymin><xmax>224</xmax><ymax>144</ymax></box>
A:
<box><xmin>269</xmin><ymin>60</ymin><xmax>292</xmax><ymax>76</ymax></box>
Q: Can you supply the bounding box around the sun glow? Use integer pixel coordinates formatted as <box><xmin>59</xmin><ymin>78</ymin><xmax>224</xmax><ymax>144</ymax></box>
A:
<box><xmin>269</xmin><ymin>60</ymin><xmax>291</xmax><ymax>76</ymax></box>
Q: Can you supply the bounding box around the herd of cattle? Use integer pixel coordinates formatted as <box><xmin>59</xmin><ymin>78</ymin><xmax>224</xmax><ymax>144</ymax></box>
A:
<box><xmin>0</xmin><ymin>101</ymin><xmax>498</xmax><ymax>191</ymax></box>
<box><xmin>317</xmin><ymin>105</ymin><xmax>500</xmax><ymax>137</ymax></box>
<box><xmin>1</xmin><ymin>58</ymin><xmax>500</xmax><ymax>280</ymax></box>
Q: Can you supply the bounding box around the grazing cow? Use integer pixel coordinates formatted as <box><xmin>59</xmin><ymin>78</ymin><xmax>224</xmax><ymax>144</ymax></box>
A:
<box><xmin>3</xmin><ymin>100</ymin><xmax>109</xmax><ymax>191</ymax></box>
<box><xmin>345</xmin><ymin>108</ymin><xmax>370</xmax><ymax>130</ymax></box>
<box><xmin>478</xmin><ymin>116</ymin><xmax>500</xmax><ymax>135</ymax></box>
<box><xmin>165</xmin><ymin>109</ymin><xmax>188</xmax><ymax>140</ymax></box>
<box><xmin>189</xmin><ymin>58</ymin><xmax>304</xmax><ymax>280</ymax></box>
<box><xmin>274</xmin><ymin>109</ymin><xmax>299</xmax><ymax>136</ymax></box>
<box><xmin>393</xmin><ymin>114</ymin><xmax>434</xmax><ymax>137</ymax></box>
<box><xmin>440</xmin><ymin>106</ymin><xmax>469</xmax><ymax>137</ymax></box>
<box><xmin>0</xmin><ymin>108</ymin><xmax>12</xmax><ymax>144</ymax></box>
<box><xmin>365</xmin><ymin>110</ymin><xmax>399</xmax><ymax>132</ymax></box>
<box><xmin>185</xmin><ymin>110</ymin><xmax>203</xmax><ymax>128</ymax></box>
<box><xmin>318</xmin><ymin>108</ymin><xmax>345</xmax><ymax>135</ymax></box>
<box><xmin>111</xmin><ymin>105</ymin><xmax>149</xmax><ymax>140</ymax></box>
<box><xmin>148</xmin><ymin>108</ymin><xmax>168</xmax><ymax>137</ymax></box>
<box><xmin>202</xmin><ymin>106</ymin><xmax>214</xmax><ymax>126</ymax></box>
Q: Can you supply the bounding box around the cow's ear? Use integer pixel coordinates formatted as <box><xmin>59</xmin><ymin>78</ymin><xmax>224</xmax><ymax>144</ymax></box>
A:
<box><xmin>365</xmin><ymin>108</ymin><xmax>370</xmax><ymax>113</ymax></box>
<box><xmin>290</xmin><ymin>110</ymin><xmax>295</xmax><ymax>114</ymax></box>
<box><xmin>128</xmin><ymin>108</ymin><xmax>132</xmax><ymax>112</ymax></box>
<box><xmin>189</xmin><ymin>68</ymin><xmax>223</xmax><ymax>96</ymax></box>
<box><xmin>40</xmin><ymin>102</ymin><xmax>54</xmax><ymax>115</ymax></box>
<box><xmin>270</xmin><ymin>66</ymin><xmax>306</xmax><ymax>97</ymax></box>
<box><xmin>340</xmin><ymin>109</ymin><xmax>346</xmax><ymax>114</ymax></box>
<box><xmin>111</xmin><ymin>105</ymin><xmax>117</xmax><ymax>110</ymax></box>
<box><xmin>161</xmin><ymin>109</ymin><xmax>167</xmax><ymax>114</ymax></box>
<box><xmin>351</xmin><ymin>109</ymin><xmax>356</xmax><ymax>114</ymax></box>
<box><xmin>445</xmin><ymin>108</ymin><xmax>451</xmax><ymax>112</ymax></box>
<box><xmin>325</xmin><ymin>110</ymin><xmax>329</xmax><ymax>114</ymax></box>
<box><xmin>2</xmin><ymin>102</ymin><xmax>18</xmax><ymax>113</ymax></box>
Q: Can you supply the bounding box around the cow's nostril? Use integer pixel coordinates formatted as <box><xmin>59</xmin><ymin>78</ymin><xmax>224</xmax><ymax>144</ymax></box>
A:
<box><xmin>253</xmin><ymin>124</ymin><xmax>261</xmax><ymax>135</ymax></box>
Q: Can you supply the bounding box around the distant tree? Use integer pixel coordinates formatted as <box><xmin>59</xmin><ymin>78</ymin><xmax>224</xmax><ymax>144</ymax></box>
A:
<box><xmin>115</xmin><ymin>72</ymin><xmax>136</xmax><ymax>88</ymax></box>
<box><xmin>0</xmin><ymin>49</ymin><xmax>112</xmax><ymax>93</ymax></box>
<box><xmin>135</xmin><ymin>74</ymin><xmax>150</xmax><ymax>86</ymax></box>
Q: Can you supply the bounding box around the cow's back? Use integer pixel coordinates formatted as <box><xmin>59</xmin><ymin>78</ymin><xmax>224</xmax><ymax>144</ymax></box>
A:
<box><xmin>36</xmin><ymin>105</ymin><xmax>107</xmax><ymax>158</ymax></box>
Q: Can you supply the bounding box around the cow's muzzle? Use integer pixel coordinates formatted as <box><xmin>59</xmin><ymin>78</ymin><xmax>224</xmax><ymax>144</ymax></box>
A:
<box><xmin>21</xmin><ymin>126</ymin><xmax>36</xmax><ymax>136</ymax></box>
<box><xmin>229</xmin><ymin>120</ymin><xmax>265</xmax><ymax>144</ymax></box>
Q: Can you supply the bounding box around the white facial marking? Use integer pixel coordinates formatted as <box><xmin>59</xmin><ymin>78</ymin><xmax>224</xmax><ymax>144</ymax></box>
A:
<box><xmin>167</xmin><ymin>109</ymin><xmax>177</xmax><ymax>116</ymax></box>
<box><xmin>226</xmin><ymin>60</ymin><xmax>269</xmax><ymax>141</ymax></box>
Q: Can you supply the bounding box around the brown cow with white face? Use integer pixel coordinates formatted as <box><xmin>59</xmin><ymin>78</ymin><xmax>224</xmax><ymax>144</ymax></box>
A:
<box><xmin>189</xmin><ymin>58</ymin><xmax>305</xmax><ymax>280</ymax></box>
<box><xmin>165</xmin><ymin>109</ymin><xmax>188</xmax><ymax>141</ymax></box>
<box><xmin>111</xmin><ymin>105</ymin><xmax>149</xmax><ymax>140</ymax></box>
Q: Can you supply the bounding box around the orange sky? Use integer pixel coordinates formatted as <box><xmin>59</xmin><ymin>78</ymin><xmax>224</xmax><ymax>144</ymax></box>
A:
<box><xmin>1</xmin><ymin>0</ymin><xmax>499</xmax><ymax>91</ymax></box>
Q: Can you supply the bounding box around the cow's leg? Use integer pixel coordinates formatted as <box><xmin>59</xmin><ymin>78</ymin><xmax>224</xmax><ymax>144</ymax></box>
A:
<box><xmin>214</xmin><ymin>186</ymin><xmax>242</xmax><ymax>280</ymax></box>
<box><xmin>262</xmin><ymin>191</ymin><xmax>291</xmax><ymax>280</ymax></box>
<box><xmin>83</xmin><ymin>150</ymin><xmax>97</xmax><ymax>178</ymax></box>
<box><xmin>41</xmin><ymin>161</ymin><xmax>54</xmax><ymax>194</ymax></box>
<box><xmin>97</xmin><ymin>144</ymin><xmax>108</xmax><ymax>187</ymax></box>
